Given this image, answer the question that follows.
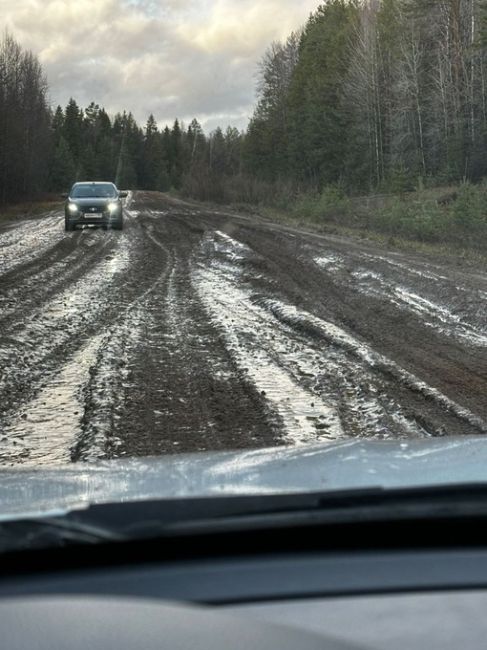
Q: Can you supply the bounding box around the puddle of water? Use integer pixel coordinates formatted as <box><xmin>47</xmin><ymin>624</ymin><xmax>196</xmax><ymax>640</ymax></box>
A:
<box><xmin>313</xmin><ymin>252</ymin><xmax>485</xmax><ymax>349</ymax></box>
<box><xmin>393</xmin><ymin>287</ymin><xmax>487</xmax><ymax>347</ymax></box>
<box><xmin>0</xmin><ymin>335</ymin><xmax>104</xmax><ymax>466</ymax></box>
<box><xmin>214</xmin><ymin>231</ymin><xmax>251</xmax><ymax>251</ymax></box>
<box><xmin>240</xmin><ymin>347</ymin><xmax>343</xmax><ymax>444</ymax></box>
<box><xmin>352</xmin><ymin>269</ymin><xmax>382</xmax><ymax>281</ymax></box>
<box><xmin>314</xmin><ymin>254</ymin><xmax>344</xmax><ymax>270</ymax></box>
<box><xmin>0</xmin><ymin>235</ymin><xmax>132</xmax><ymax>393</ymax></box>
<box><xmin>360</xmin><ymin>252</ymin><xmax>449</xmax><ymax>281</ymax></box>
<box><xmin>211</xmin><ymin>231</ymin><xmax>252</xmax><ymax>262</ymax></box>
<box><xmin>0</xmin><ymin>213</ymin><xmax>65</xmax><ymax>276</ymax></box>
<box><xmin>322</xmin><ymin>252</ymin><xmax>487</xmax><ymax>348</ymax></box>
<box><xmin>394</xmin><ymin>287</ymin><xmax>457</xmax><ymax>318</ymax></box>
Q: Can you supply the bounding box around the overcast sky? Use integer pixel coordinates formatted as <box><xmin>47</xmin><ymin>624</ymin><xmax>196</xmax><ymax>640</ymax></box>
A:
<box><xmin>3</xmin><ymin>0</ymin><xmax>319</xmax><ymax>132</ymax></box>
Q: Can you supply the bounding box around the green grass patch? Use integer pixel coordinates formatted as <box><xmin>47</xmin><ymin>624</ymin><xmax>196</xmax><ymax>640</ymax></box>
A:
<box><xmin>253</xmin><ymin>181</ymin><xmax>487</xmax><ymax>257</ymax></box>
<box><xmin>256</xmin><ymin>190</ymin><xmax>487</xmax><ymax>269</ymax></box>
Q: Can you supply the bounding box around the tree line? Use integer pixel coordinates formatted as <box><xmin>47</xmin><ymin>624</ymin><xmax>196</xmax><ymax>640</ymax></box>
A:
<box><xmin>4</xmin><ymin>1</ymin><xmax>487</xmax><ymax>208</ymax></box>
<box><xmin>49</xmin><ymin>101</ymin><xmax>244</xmax><ymax>197</ymax></box>
<box><xmin>244</xmin><ymin>0</ymin><xmax>487</xmax><ymax>196</ymax></box>
<box><xmin>0</xmin><ymin>33</ymin><xmax>50</xmax><ymax>204</ymax></box>
<box><xmin>0</xmin><ymin>32</ymin><xmax>244</xmax><ymax>205</ymax></box>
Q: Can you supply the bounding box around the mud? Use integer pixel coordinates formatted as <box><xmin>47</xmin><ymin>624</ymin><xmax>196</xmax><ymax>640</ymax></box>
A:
<box><xmin>0</xmin><ymin>191</ymin><xmax>486</xmax><ymax>467</ymax></box>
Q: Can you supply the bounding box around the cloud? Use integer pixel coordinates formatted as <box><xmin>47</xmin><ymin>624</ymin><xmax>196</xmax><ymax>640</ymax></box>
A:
<box><xmin>3</xmin><ymin>0</ymin><xmax>319</xmax><ymax>131</ymax></box>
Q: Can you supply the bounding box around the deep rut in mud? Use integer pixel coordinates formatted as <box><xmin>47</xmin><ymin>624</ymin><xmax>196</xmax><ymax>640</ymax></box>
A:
<box><xmin>0</xmin><ymin>191</ymin><xmax>486</xmax><ymax>467</ymax></box>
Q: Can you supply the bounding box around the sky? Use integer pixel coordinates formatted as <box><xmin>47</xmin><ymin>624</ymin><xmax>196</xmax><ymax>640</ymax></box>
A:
<box><xmin>3</xmin><ymin>0</ymin><xmax>320</xmax><ymax>132</ymax></box>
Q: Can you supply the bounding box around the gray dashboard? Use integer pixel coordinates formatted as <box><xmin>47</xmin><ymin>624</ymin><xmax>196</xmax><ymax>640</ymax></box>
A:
<box><xmin>2</xmin><ymin>548</ymin><xmax>487</xmax><ymax>648</ymax></box>
<box><xmin>1</xmin><ymin>549</ymin><xmax>487</xmax><ymax>603</ymax></box>
<box><xmin>228</xmin><ymin>591</ymin><xmax>487</xmax><ymax>650</ymax></box>
<box><xmin>0</xmin><ymin>597</ymin><xmax>362</xmax><ymax>650</ymax></box>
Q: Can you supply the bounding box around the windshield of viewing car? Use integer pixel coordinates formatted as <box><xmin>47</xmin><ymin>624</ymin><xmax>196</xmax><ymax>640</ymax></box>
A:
<box><xmin>0</xmin><ymin>0</ymin><xmax>487</xmax><ymax>539</ymax></box>
<box><xmin>71</xmin><ymin>184</ymin><xmax>117</xmax><ymax>198</ymax></box>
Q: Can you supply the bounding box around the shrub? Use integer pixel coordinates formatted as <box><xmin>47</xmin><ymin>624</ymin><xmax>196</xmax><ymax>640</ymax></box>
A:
<box><xmin>290</xmin><ymin>185</ymin><xmax>351</xmax><ymax>223</ymax></box>
<box><xmin>316</xmin><ymin>185</ymin><xmax>351</xmax><ymax>220</ymax></box>
<box><xmin>451</xmin><ymin>183</ymin><xmax>487</xmax><ymax>230</ymax></box>
<box><xmin>384</xmin><ymin>165</ymin><xmax>416</xmax><ymax>195</ymax></box>
<box><xmin>373</xmin><ymin>197</ymin><xmax>448</xmax><ymax>243</ymax></box>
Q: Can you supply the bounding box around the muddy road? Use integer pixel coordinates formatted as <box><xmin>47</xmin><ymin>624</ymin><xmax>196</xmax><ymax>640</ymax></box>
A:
<box><xmin>0</xmin><ymin>191</ymin><xmax>486</xmax><ymax>467</ymax></box>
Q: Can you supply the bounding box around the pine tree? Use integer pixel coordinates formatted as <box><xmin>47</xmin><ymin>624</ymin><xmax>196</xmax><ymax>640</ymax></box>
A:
<box><xmin>286</xmin><ymin>0</ymin><xmax>359</xmax><ymax>186</ymax></box>
<box><xmin>224</xmin><ymin>126</ymin><xmax>242</xmax><ymax>176</ymax></box>
<box><xmin>52</xmin><ymin>105</ymin><xmax>64</xmax><ymax>141</ymax></box>
<box><xmin>244</xmin><ymin>32</ymin><xmax>300</xmax><ymax>181</ymax></box>
<box><xmin>48</xmin><ymin>136</ymin><xmax>76</xmax><ymax>191</ymax></box>
<box><xmin>209</xmin><ymin>127</ymin><xmax>226</xmax><ymax>174</ymax></box>
<box><xmin>170</xmin><ymin>119</ymin><xmax>183</xmax><ymax>189</ymax></box>
<box><xmin>142</xmin><ymin>114</ymin><xmax>163</xmax><ymax>189</ymax></box>
<box><xmin>0</xmin><ymin>32</ymin><xmax>51</xmax><ymax>203</ymax></box>
<box><xmin>63</xmin><ymin>98</ymin><xmax>83</xmax><ymax>163</ymax></box>
<box><xmin>115</xmin><ymin>140</ymin><xmax>137</xmax><ymax>189</ymax></box>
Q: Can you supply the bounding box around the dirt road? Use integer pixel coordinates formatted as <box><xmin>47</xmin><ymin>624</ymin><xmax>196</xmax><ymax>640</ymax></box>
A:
<box><xmin>0</xmin><ymin>191</ymin><xmax>486</xmax><ymax>467</ymax></box>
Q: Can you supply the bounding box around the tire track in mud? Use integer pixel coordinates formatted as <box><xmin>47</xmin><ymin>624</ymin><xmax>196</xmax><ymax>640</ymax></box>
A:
<box><xmin>73</xmin><ymin>213</ymin><xmax>282</xmax><ymax>461</ymax></box>
<box><xmin>0</xmin><ymin>229</ymin><xmax>116</xmax><ymax>328</ymax></box>
<box><xmin>313</xmin><ymin>249</ymin><xmax>487</xmax><ymax>348</ymax></box>
<box><xmin>163</xmin><ymin>199</ymin><xmax>487</xmax><ymax>438</ymax></box>
<box><xmin>214</xmin><ymin>221</ymin><xmax>487</xmax><ymax>425</ymax></box>
<box><xmin>0</xmin><ymin>206</ymin><xmax>171</xmax><ymax>464</ymax></box>
<box><xmin>1</xmin><ymin>191</ymin><xmax>487</xmax><ymax>467</ymax></box>
<box><xmin>71</xmin><ymin>225</ymin><xmax>175</xmax><ymax>462</ymax></box>
<box><xmin>0</xmin><ymin>211</ymin><xmax>66</xmax><ymax>276</ymax></box>
<box><xmin>0</xmin><ymin>232</ymin><xmax>131</xmax><ymax>416</ymax></box>
<box><xmin>191</xmin><ymin>231</ymin><xmax>485</xmax><ymax>442</ymax></box>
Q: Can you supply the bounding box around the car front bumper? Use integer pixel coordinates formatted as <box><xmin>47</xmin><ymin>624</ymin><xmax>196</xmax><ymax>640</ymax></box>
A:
<box><xmin>67</xmin><ymin>211</ymin><xmax>122</xmax><ymax>225</ymax></box>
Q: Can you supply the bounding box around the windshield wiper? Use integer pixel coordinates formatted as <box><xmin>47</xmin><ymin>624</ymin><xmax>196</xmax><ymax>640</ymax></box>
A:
<box><xmin>4</xmin><ymin>483</ymin><xmax>487</xmax><ymax>552</ymax></box>
<box><xmin>148</xmin><ymin>483</ymin><xmax>487</xmax><ymax>536</ymax></box>
<box><xmin>50</xmin><ymin>483</ymin><xmax>487</xmax><ymax>538</ymax></box>
<box><xmin>0</xmin><ymin>517</ymin><xmax>125</xmax><ymax>553</ymax></box>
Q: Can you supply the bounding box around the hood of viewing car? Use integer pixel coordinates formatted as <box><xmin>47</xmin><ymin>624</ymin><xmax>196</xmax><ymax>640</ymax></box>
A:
<box><xmin>1</xmin><ymin>437</ymin><xmax>487</xmax><ymax>517</ymax></box>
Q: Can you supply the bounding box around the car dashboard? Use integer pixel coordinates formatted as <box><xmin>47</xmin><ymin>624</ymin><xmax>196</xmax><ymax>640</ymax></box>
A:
<box><xmin>2</xmin><ymin>541</ymin><xmax>487</xmax><ymax>649</ymax></box>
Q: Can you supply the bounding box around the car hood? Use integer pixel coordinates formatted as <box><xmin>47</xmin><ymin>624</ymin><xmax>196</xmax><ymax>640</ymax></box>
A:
<box><xmin>1</xmin><ymin>436</ymin><xmax>487</xmax><ymax>517</ymax></box>
<box><xmin>69</xmin><ymin>198</ymin><xmax>115</xmax><ymax>207</ymax></box>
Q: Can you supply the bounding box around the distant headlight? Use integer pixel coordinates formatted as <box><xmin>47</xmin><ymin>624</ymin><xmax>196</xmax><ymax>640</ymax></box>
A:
<box><xmin>68</xmin><ymin>203</ymin><xmax>78</xmax><ymax>213</ymax></box>
<box><xmin>108</xmin><ymin>202</ymin><xmax>119</xmax><ymax>213</ymax></box>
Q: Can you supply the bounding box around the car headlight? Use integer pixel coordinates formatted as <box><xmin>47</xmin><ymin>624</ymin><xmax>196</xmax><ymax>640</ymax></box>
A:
<box><xmin>68</xmin><ymin>203</ymin><xmax>78</xmax><ymax>213</ymax></box>
<box><xmin>108</xmin><ymin>202</ymin><xmax>119</xmax><ymax>213</ymax></box>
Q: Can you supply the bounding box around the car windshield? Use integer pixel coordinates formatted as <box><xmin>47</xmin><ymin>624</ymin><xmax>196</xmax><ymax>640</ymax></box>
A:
<box><xmin>1</xmin><ymin>0</ymin><xmax>487</xmax><ymax>544</ymax></box>
<box><xmin>71</xmin><ymin>184</ymin><xmax>117</xmax><ymax>198</ymax></box>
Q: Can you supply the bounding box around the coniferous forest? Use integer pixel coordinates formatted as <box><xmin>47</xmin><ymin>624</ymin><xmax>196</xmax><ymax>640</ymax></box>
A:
<box><xmin>245</xmin><ymin>0</ymin><xmax>487</xmax><ymax>193</ymax></box>
<box><xmin>4</xmin><ymin>0</ymin><xmax>487</xmax><ymax>242</ymax></box>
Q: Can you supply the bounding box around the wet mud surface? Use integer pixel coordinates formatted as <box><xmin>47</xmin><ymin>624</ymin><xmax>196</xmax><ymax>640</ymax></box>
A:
<box><xmin>0</xmin><ymin>191</ymin><xmax>486</xmax><ymax>467</ymax></box>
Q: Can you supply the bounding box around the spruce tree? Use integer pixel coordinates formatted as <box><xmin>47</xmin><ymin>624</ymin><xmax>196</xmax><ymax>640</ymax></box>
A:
<box><xmin>48</xmin><ymin>136</ymin><xmax>76</xmax><ymax>191</ymax></box>
<box><xmin>170</xmin><ymin>119</ymin><xmax>183</xmax><ymax>189</ymax></box>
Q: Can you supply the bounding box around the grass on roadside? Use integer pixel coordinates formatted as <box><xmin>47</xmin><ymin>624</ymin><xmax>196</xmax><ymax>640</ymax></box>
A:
<box><xmin>0</xmin><ymin>196</ymin><xmax>62</xmax><ymax>224</ymax></box>
<box><xmin>253</xmin><ymin>189</ymin><xmax>487</xmax><ymax>270</ymax></box>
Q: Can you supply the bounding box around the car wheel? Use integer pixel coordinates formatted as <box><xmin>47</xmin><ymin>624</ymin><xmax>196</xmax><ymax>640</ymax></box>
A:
<box><xmin>65</xmin><ymin>220</ymin><xmax>75</xmax><ymax>232</ymax></box>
